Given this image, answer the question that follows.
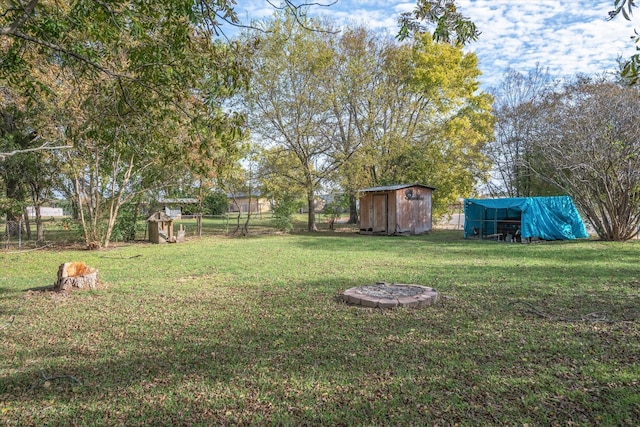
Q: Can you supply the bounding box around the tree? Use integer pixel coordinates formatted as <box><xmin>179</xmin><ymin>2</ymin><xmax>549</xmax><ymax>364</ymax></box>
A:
<box><xmin>1</xmin><ymin>1</ymin><xmax>288</xmax><ymax>248</ymax></box>
<box><xmin>203</xmin><ymin>192</ymin><xmax>229</xmax><ymax>215</ymax></box>
<box><xmin>257</xmin><ymin>148</ymin><xmax>306</xmax><ymax>232</ymax></box>
<box><xmin>1</xmin><ymin>1</ymin><xmax>253</xmax><ymax>248</ymax></box>
<box><xmin>0</xmin><ymin>103</ymin><xmax>28</xmax><ymax>233</ymax></box>
<box><xmin>320</xmin><ymin>25</ymin><xmax>491</xmax><ymax>223</ymax></box>
<box><xmin>527</xmin><ymin>79</ymin><xmax>640</xmax><ymax>241</ymax></box>
<box><xmin>243</xmin><ymin>11</ymin><xmax>339</xmax><ymax>231</ymax></box>
<box><xmin>0</xmin><ymin>86</ymin><xmax>61</xmax><ymax>240</ymax></box>
<box><xmin>356</xmin><ymin>34</ymin><xmax>494</xmax><ymax>220</ymax></box>
<box><xmin>398</xmin><ymin>0</ymin><xmax>479</xmax><ymax>45</ymax></box>
<box><xmin>609</xmin><ymin>0</ymin><xmax>639</xmax><ymax>84</ymax></box>
<box><xmin>64</xmin><ymin>70</ymin><xmax>246</xmax><ymax>248</ymax></box>
<box><xmin>318</xmin><ymin>26</ymin><xmax>386</xmax><ymax>224</ymax></box>
<box><xmin>0</xmin><ymin>1</ymin><xmax>337</xmax><ymax>95</ymax></box>
<box><xmin>486</xmin><ymin>65</ymin><xmax>561</xmax><ymax>197</ymax></box>
<box><xmin>241</xmin><ymin>8</ymin><xmax>492</xmax><ymax>228</ymax></box>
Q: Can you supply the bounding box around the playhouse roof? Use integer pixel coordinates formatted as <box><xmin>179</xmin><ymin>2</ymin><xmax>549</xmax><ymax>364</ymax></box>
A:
<box><xmin>147</xmin><ymin>211</ymin><xmax>173</xmax><ymax>222</ymax></box>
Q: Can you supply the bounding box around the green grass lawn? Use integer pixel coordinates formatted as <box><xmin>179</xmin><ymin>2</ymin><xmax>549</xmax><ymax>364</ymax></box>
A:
<box><xmin>0</xmin><ymin>214</ymin><xmax>352</xmax><ymax>249</ymax></box>
<box><xmin>1</xmin><ymin>231</ymin><xmax>638</xmax><ymax>426</ymax></box>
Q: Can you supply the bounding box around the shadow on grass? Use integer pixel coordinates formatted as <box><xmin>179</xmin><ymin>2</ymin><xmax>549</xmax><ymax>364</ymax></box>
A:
<box><xmin>2</xmin><ymin>233</ymin><xmax>639</xmax><ymax>424</ymax></box>
<box><xmin>1</xmin><ymin>275</ymin><xmax>639</xmax><ymax>425</ymax></box>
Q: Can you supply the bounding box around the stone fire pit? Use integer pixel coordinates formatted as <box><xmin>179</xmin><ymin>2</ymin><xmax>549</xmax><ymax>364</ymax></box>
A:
<box><xmin>341</xmin><ymin>282</ymin><xmax>438</xmax><ymax>308</ymax></box>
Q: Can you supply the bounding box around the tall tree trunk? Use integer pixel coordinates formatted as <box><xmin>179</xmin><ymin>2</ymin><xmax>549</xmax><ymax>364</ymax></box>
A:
<box><xmin>35</xmin><ymin>205</ymin><xmax>44</xmax><ymax>242</ymax></box>
<box><xmin>71</xmin><ymin>199</ymin><xmax>80</xmax><ymax>220</ymax></box>
<box><xmin>234</xmin><ymin>209</ymin><xmax>241</xmax><ymax>235</ymax></box>
<box><xmin>243</xmin><ymin>192</ymin><xmax>253</xmax><ymax>235</ymax></box>
<box><xmin>5</xmin><ymin>178</ymin><xmax>24</xmax><ymax>237</ymax></box>
<box><xmin>229</xmin><ymin>193</ymin><xmax>241</xmax><ymax>235</ymax></box>
<box><xmin>23</xmin><ymin>207</ymin><xmax>32</xmax><ymax>240</ymax></box>
<box><xmin>103</xmin><ymin>203</ymin><xmax>121</xmax><ymax>249</ymax></box>
<box><xmin>28</xmin><ymin>183</ymin><xmax>46</xmax><ymax>242</ymax></box>
<box><xmin>307</xmin><ymin>194</ymin><xmax>317</xmax><ymax>231</ymax></box>
<box><xmin>127</xmin><ymin>202</ymin><xmax>141</xmax><ymax>241</ymax></box>
<box><xmin>348</xmin><ymin>192</ymin><xmax>358</xmax><ymax>224</ymax></box>
<box><xmin>102</xmin><ymin>155</ymin><xmax>135</xmax><ymax>249</ymax></box>
<box><xmin>73</xmin><ymin>171</ymin><xmax>91</xmax><ymax>246</ymax></box>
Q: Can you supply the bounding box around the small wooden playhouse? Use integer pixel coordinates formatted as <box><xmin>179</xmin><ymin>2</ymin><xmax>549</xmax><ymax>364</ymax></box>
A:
<box><xmin>359</xmin><ymin>184</ymin><xmax>435</xmax><ymax>235</ymax></box>
<box><xmin>147</xmin><ymin>211</ymin><xmax>174</xmax><ymax>244</ymax></box>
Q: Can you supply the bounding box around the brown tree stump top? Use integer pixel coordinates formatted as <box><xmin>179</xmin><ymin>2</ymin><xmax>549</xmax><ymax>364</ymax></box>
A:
<box><xmin>54</xmin><ymin>262</ymin><xmax>99</xmax><ymax>292</ymax></box>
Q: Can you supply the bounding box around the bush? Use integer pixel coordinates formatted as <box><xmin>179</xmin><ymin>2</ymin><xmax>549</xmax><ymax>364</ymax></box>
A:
<box><xmin>271</xmin><ymin>195</ymin><xmax>303</xmax><ymax>232</ymax></box>
<box><xmin>111</xmin><ymin>203</ymin><xmax>145</xmax><ymax>242</ymax></box>
<box><xmin>203</xmin><ymin>192</ymin><xmax>229</xmax><ymax>215</ymax></box>
<box><xmin>322</xmin><ymin>194</ymin><xmax>349</xmax><ymax>229</ymax></box>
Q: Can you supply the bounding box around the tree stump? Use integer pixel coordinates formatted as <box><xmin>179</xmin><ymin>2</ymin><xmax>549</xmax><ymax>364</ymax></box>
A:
<box><xmin>55</xmin><ymin>262</ymin><xmax>99</xmax><ymax>292</ymax></box>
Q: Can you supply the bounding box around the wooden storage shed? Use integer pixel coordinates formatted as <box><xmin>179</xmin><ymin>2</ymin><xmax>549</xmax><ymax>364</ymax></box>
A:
<box><xmin>359</xmin><ymin>184</ymin><xmax>435</xmax><ymax>235</ymax></box>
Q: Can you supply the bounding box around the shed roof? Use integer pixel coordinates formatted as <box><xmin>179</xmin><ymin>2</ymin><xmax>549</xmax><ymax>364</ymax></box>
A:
<box><xmin>158</xmin><ymin>198</ymin><xmax>199</xmax><ymax>205</ymax></box>
<box><xmin>147</xmin><ymin>211</ymin><xmax>173</xmax><ymax>222</ymax></box>
<box><xmin>359</xmin><ymin>183</ymin><xmax>436</xmax><ymax>193</ymax></box>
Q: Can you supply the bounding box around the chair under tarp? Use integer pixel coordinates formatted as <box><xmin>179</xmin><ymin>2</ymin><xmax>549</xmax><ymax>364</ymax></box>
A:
<box><xmin>464</xmin><ymin>196</ymin><xmax>589</xmax><ymax>241</ymax></box>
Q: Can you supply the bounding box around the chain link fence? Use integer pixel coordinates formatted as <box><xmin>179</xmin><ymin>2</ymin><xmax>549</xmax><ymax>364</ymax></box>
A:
<box><xmin>2</xmin><ymin>220</ymin><xmax>24</xmax><ymax>249</ymax></box>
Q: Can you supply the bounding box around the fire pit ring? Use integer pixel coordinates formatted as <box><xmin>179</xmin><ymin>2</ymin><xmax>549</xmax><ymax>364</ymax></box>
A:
<box><xmin>341</xmin><ymin>282</ymin><xmax>438</xmax><ymax>308</ymax></box>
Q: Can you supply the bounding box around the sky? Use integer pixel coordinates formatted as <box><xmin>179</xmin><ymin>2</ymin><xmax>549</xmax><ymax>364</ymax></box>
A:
<box><xmin>228</xmin><ymin>0</ymin><xmax>639</xmax><ymax>89</ymax></box>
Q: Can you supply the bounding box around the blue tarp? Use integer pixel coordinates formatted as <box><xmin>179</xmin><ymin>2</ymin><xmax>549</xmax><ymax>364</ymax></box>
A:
<box><xmin>464</xmin><ymin>196</ymin><xmax>589</xmax><ymax>240</ymax></box>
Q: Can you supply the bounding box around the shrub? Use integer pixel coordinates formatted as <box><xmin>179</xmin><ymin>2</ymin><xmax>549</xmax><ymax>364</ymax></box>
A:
<box><xmin>271</xmin><ymin>195</ymin><xmax>303</xmax><ymax>232</ymax></box>
<box><xmin>203</xmin><ymin>192</ymin><xmax>229</xmax><ymax>215</ymax></box>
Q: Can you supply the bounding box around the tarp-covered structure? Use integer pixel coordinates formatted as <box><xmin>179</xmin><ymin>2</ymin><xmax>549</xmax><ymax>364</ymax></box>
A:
<box><xmin>464</xmin><ymin>196</ymin><xmax>589</xmax><ymax>241</ymax></box>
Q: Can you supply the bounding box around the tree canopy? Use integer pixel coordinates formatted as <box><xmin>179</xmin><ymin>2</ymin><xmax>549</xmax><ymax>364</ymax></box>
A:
<box><xmin>1</xmin><ymin>0</ymin><xmax>251</xmax><ymax>247</ymax></box>
<box><xmin>488</xmin><ymin>67</ymin><xmax>640</xmax><ymax>241</ymax></box>
<box><xmin>398</xmin><ymin>0</ymin><xmax>479</xmax><ymax>45</ymax></box>
<box><xmin>242</xmin><ymin>12</ymin><xmax>493</xmax><ymax>228</ymax></box>
<box><xmin>353</xmin><ymin>33</ymin><xmax>494</xmax><ymax>219</ymax></box>
<box><xmin>609</xmin><ymin>0</ymin><xmax>640</xmax><ymax>84</ymax></box>
<box><xmin>522</xmin><ymin>79</ymin><xmax>640</xmax><ymax>241</ymax></box>
<box><xmin>485</xmin><ymin>65</ymin><xmax>561</xmax><ymax>198</ymax></box>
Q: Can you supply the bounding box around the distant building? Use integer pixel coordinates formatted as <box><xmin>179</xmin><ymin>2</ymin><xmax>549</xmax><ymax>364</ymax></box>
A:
<box><xmin>297</xmin><ymin>197</ymin><xmax>327</xmax><ymax>213</ymax></box>
<box><xmin>228</xmin><ymin>193</ymin><xmax>270</xmax><ymax>213</ymax></box>
<box><xmin>26</xmin><ymin>207</ymin><xmax>64</xmax><ymax>218</ymax></box>
<box><xmin>158</xmin><ymin>198</ymin><xmax>199</xmax><ymax>219</ymax></box>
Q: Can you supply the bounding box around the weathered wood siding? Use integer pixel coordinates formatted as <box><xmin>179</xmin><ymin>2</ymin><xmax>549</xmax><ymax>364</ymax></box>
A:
<box><xmin>359</xmin><ymin>193</ymin><xmax>374</xmax><ymax>232</ymax></box>
<box><xmin>394</xmin><ymin>186</ymin><xmax>433</xmax><ymax>234</ymax></box>
<box><xmin>359</xmin><ymin>185</ymin><xmax>433</xmax><ymax>235</ymax></box>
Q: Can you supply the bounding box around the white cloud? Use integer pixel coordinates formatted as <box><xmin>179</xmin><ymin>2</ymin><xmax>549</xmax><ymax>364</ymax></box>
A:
<box><xmin>457</xmin><ymin>0</ymin><xmax>639</xmax><ymax>86</ymax></box>
<box><xmin>231</xmin><ymin>0</ymin><xmax>640</xmax><ymax>87</ymax></box>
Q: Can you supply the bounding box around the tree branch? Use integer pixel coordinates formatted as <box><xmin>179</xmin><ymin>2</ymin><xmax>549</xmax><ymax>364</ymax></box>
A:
<box><xmin>0</xmin><ymin>142</ymin><xmax>72</xmax><ymax>159</ymax></box>
<box><xmin>3</xmin><ymin>29</ymin><xmax>114</xmax><ymax>75</ymax></box>
<box><xmin>267</xmin><ymin>0</ymin><xmax>340</xmax><ymax>34</ymax></box>
<box><xmin>4</xmin><ymin>0</ymin><xmax>39</xmax><ymax>36</ymax></box>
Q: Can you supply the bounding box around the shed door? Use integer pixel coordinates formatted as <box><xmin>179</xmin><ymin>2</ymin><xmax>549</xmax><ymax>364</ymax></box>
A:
<box><xmin>373</xmin><ymin>194</ymin><xmax>388</xmax><ymax>233</ymax></box>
